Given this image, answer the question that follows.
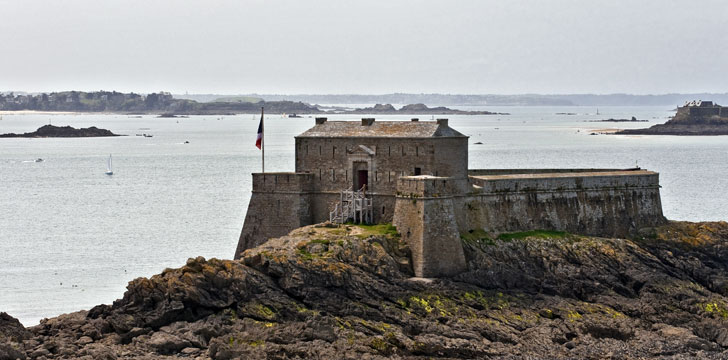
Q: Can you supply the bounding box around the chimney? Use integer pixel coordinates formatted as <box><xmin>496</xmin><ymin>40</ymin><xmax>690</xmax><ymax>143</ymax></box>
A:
<box><xmin>361</xmin><ymin>118</ymin><xmax>375</xmax><ymax>126</ymax></box>
<box><xmin>315</xmin><ymin>117</ymin><xmax>327</xmax><ymax>125</ymax></box>
<box><xmin>411</xmin><ymin>118</ymin><xmax>419</xmax><ymax>122</ymax></box>
<box><xmin>436</xmin><ymin>118</ymin><xmax>448</xmax><ymax>127</ymax></box>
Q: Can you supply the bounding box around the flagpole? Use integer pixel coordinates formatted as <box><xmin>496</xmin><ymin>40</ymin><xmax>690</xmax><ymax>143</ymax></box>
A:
<box><xmin>261</xmin><ymin>107</ymin><xmax>265</xmax><ymax>173</ymax></box>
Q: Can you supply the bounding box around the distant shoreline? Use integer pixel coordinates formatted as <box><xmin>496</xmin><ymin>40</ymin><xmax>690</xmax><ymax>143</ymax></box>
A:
<box><xmin>0</xmin><ymin>110</ymin><xmax>85</xmax><ymax>115</ymax></box>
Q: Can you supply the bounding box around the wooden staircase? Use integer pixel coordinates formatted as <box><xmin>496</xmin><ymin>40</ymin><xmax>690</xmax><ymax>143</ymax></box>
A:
<box><xmin>329</xmin><ymin>185</ymin><xmax>373</xmax><ymax>224</ymax></box>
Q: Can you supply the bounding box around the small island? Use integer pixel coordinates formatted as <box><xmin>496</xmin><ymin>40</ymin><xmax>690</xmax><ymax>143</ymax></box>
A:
<box><xmin>616</xmin><ymin>100</ymin><xmax>728</xmax><ymax>135</ymax></box>
<box><xmin>589</xmin><ymin>116</ymin><xmax>648</xmax><ymax>122</ymax></box>
<box><xmin>0</xmin><ymin>124</ymin><xmax>121</xmax><ymax>138</ymax></box>
<box><xmin>332</xmin><ymin>103</ymin><xmax>508</xmax><ymax>115</ymax></box>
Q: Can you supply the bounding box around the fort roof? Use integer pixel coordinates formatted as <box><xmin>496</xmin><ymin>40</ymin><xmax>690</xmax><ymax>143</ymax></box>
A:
<box><xmin>296</xmin><ymin>119</ymin><xmax>467</xmax><ymax>138</ymax></box>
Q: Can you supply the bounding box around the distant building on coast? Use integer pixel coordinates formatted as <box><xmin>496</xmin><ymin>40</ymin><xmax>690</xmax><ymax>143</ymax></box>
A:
<box><xmin>679</xmin><ymin>100</ymin><xmax>728</xmax><ymax>117</ymax></box>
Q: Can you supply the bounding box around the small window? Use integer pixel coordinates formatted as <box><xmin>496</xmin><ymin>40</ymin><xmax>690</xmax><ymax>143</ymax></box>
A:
<box><xmin>414</xmin><ymin>167</ymin><xmax>421</xmax><ymax>176</ymax></box>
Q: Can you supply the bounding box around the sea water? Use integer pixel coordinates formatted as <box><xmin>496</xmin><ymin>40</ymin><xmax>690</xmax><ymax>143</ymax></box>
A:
<box><xmin>1</xmin><ymin>106</ymin><xmax>726</xmax><ymax>326</ymax></box>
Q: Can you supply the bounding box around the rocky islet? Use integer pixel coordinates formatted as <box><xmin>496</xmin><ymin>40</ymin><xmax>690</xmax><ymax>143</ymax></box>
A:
<box><xmin>1</xmin><ymin>221</ymin><xmax>727</xmax><ymax>359</ymax></box>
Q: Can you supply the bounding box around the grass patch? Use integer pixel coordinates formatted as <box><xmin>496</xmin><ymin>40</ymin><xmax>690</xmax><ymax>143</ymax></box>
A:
<box><xmin>297</xmin><ymin>247</ymin><xmax>314</xmax><ymax>261</ymax></box>
<box><xmin>497</xmin><ymin>230</ymin><xmax>568</xmax><ymax>241</ymax></box>
<box><xmin>309</xmin><ymin>238</ymin><xmax>330</xmax><ymax>245</ymax></box>
<box><xmin>351</xmin><ymin>223</ymin><xmax>400</xmax><ymax>239</ymax></box>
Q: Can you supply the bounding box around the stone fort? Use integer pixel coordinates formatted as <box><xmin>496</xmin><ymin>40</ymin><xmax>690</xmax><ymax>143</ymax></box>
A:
<box><xmin>235</xmin><ymin>118</ymin><xmax>666</xmax><ymax>277</ymax></box>
<box><xmin>678</xmin><ymin>100</ymin><xmax>728</xmax><ymax>117</ymax></box>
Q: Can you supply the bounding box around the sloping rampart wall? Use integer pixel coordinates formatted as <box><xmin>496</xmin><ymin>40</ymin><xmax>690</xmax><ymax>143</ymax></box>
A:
<box><xmin>235</xmin><ymin>173</ymin><xmax>314</xmax><ymax>259</ymax></box>
<box><xmin>393</xmin><ymin>171</ymin><xmax>666</xmax><ymax>277</ymax></box>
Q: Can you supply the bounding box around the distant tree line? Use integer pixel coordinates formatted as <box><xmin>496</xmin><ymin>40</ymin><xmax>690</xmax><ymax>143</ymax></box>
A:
<box><xmin>0</xmin><ymin>91</ymin><xmax>320</xmax><ymax>114</ymax></box>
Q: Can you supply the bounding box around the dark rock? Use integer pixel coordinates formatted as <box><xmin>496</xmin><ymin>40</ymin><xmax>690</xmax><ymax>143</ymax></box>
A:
<box><xmin>147</xmin><ymin>332</ymin><xmax>191</xmax><ymax>354</ymax></box>
<box><xmin>4</xmin><ymin>221</ymin><xmax>728</xmax><ymax>358</ymax></box>
<box><xmin>0</xmin><ymin>342</ymin><xmax>26</xmax><ymax>360</ymax></box>
<box><xmin>76</xmin><ymin>336</ymin><xmax>93</xmax><ymax>345</ymax></box>
<box><xmin>0</xmin><ymin>125</ymin><xmax>121</xmax><ymax>138</ymax></box>
<box><xmin>0</xmin><ymin>313</ymin><xmax>30</xmax><ymax>342</ymax></box>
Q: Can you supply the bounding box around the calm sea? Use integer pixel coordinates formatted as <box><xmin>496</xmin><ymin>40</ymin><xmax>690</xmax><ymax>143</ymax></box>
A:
<box><xmin>1</xmin><ymin>106</ymin><xmax>726</xmax><ymax>326</ymax></box>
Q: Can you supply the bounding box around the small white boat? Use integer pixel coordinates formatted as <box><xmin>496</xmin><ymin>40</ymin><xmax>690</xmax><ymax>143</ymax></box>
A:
<box><xmin>105</xmin><ymin>154</ymin><xmax>113</xmax><ymax>175</ymax></box>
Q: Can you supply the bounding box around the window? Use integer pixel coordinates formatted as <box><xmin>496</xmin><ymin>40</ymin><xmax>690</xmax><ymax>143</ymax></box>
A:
<box><xmin>414</xmin><ymin>167</ymin><xmax>421</xmax><ymax>176</ymax></box>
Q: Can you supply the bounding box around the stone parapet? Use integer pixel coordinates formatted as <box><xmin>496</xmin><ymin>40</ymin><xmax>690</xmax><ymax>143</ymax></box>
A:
<box><xmin>252</xmin><ymin>172</ymin><xmax>314</xmax><ymax>193</ymax></box>
<box><xmin>396</xmin><ymin>175</ymin><xmax>468</xmax><ymax>198</ymax></box>
<box><xmin>469</xmin><ymin>170</ymin><xmax>659</xmax><ymax>194</ymax></box>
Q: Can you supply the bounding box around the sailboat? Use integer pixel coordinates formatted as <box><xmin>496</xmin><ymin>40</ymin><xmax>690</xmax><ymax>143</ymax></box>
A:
<box><xmin>105</xmin><ymin>154</ymin><xmax>113</xmax><ymax>175</ymax></box>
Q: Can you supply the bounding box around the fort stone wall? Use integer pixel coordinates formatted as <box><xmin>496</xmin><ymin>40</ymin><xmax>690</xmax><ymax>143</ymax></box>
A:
<box><xmin>461</xmin><ymin>170</ymin><xmax>666</xmax><ymax>238</ymax></box>
<box><xmin>234</xmin><ymin>173</ymin><xmax>314</xmax><ymax>259</ymax></box>
<box><xmin>294</xmin><ymin>136</ymin><xmax>467</xmax><ymax>195</ymax></box>
<box><xmin>393</xmin><ymin>170</ymin><xmax>666</xmax><ymax>277</ymax></box>
<box><xmin>393</xmin><ymin>176</ymin><xmax>467</xmax><ymax>277</ymax></box>
<box><xmin>688</xmin><ymin>107</ymin><xmax>721</xmax><ymax>117</ymax></box>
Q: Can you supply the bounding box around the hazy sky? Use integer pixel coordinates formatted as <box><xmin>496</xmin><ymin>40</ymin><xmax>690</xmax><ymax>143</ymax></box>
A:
<box><xmin>1</xmin><ymin>0</ymin><xmax>726</xmax><ymax>94</ymax></box>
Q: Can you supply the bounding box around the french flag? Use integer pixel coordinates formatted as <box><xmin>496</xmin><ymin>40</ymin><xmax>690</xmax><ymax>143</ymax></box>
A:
<box><xmin>255</xmin><ymin>109</ymin><xmax>263</xmax><ymax>149</ymax></box>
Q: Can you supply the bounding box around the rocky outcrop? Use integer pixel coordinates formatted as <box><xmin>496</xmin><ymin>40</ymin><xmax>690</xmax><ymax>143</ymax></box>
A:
<box><xmin>0</xmin><ymin>125</ymin><xmax>121</xmax><ymax>138</ymax></box>
<box><xmin>617</xmin><ymin>105</ymin><xmax>728</xmax><ymax>135</ymax></box>
<box><xmin>1</xmin><ymin>221</ymin><xmax>728</xmax><ymax>358</ymax></box>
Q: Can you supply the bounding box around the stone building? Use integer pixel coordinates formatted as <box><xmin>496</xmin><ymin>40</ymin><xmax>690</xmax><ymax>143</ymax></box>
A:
<box><xmin>679</xmin><ymin>100</ymin><xmax>728</xmax><ymax>117</ymax></box>
<box><xmin>236</xmin><ymin>118</ymin><xmax>666</xmax><ymax>277</ymax></box>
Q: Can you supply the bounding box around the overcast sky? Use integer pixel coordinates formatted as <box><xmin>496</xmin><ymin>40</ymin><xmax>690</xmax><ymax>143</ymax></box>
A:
<box><xmin>1</xmin><ymin>0</ymin><xmax>726</xmax><ymax>94</ymax></box>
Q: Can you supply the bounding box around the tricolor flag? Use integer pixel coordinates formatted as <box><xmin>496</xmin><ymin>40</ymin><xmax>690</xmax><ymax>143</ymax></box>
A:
<box><xmin>255</xmin><ymin>108</ymin><xmax>263</xmax><ymax>149</ymax></box>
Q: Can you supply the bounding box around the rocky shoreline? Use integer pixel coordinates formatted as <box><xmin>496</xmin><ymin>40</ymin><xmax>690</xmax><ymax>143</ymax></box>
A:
<box><xmin>617</xmin><ymin>124</ymin><xmax>728</xmax><ymax>135</ymax></box>
<box><xmin>0</xmin><ymin>125</ymin><xmax>121</xmax><ymax>138</ymax></box>
<box><xmin>1</xmin><ymin>221</ymin><xmax>727</xmax><ymax>359</ymax></box>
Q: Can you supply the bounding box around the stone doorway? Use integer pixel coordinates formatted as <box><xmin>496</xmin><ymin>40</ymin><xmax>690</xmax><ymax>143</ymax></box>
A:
<box><xmin>353</xmin><ymin>161</ymin><xmax>368</xmax><ymax>190</ymax></box>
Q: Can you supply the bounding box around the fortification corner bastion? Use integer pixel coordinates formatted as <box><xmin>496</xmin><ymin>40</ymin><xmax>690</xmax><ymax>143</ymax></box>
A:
<box><xmin>235</xmin><ymin>118</ymin><xmax>667</xmax><ymax>277</ymax></box>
